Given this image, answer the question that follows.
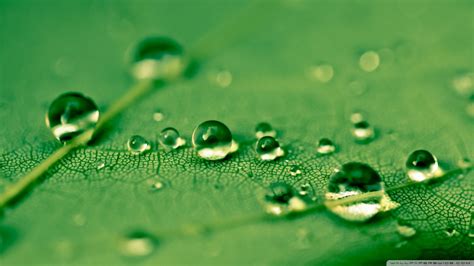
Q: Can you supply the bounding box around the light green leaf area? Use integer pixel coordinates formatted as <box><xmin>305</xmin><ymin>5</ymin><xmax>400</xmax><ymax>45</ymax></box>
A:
<box><xmin>0</xmin><ymin>0</ymin><xmax>473</xmax><ymax>265</ymax></box>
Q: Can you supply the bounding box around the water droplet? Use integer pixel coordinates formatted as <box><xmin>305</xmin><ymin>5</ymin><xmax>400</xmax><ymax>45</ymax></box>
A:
<box><xmin>444</xmin><ymin>228</ymin><xmax>459</xmax><ymax>238</ymax></box>
<box><xmin>120</xmin><ymin>230</ymin><xmax>158</xmax><ymax>258</ymax></box>
<box><xmin>359</xmin><ymin>51</ymin><xmax>380</xmax><ymax>72</ymax></box>
<box><xmin>262</xmin><ymin>182</ymin><xmax>309</xmax><ymax>216</ymax></box>
<box><xmin>46</xmin><ymin>92</ymin><xmax>99</xmax><ymax>143</ymax></box>
<box><xmin>256</xmin><ymin>136</ymin><xmax>285</xmax><ymax>161</ymax></box>
<box><xmin>152</xmin><ymin>110</ymin><xmax>165</xmax><ymax>122</ymax></box>
<box><xmin>351</xmin><ymin>121</ymin><xmax>375</xmax><ymax>143</ymax></box>
<box><xmin>255</xmin><ymin>122</ymin><xmax>277</xmax><ymax>139</ymax></box>
<box><xmin>158</xmin><ymin>127</ymin><xmax>186</xmax><ymax>150</ymax></box>
<box><xmin>325</xmin><ymin>162</ymin><xmax>394</xmax><ymax>222</ymax></box>
<box><xmin>405</xmin><ymin>149</ymin><xmax>443</xmax><ymax>182</ymax></box>
<box><xmin>307</xmin><ymin>64</ymin><xmax>334</xmax><ymax>83</ymax></box>
<box><xmin>127</xmin><ymin>135</ymin><xmax>151</xmax><ymax>155</ymax></box>
<box><xmin>209</xmin><ymin>69</ymin><xmax>233</xmax><ymax>88</ymax></box>
<box><xmin>96</xmin><ymin>162</ymin><xmax>105</xmax><ymax>170</ymax></box>
<box><xmin>298</xmin><ymin>183</ymin><xmax>312</xmax><ymax>196</ymax></box>
<box><xmin>131</xmin><ymin>36</ymin><xmax>187</xmax><ymax>81</ymax></box>
<box><xmin>350</xmin><ymin>112</ymin><xmax>365</xmax><ymax>123</ymax></box>
<box><xmin>289</xmin><ymin>165</ymin><xmax>302</xmax><ymax>176</ymax></box>
<box><xmin>396</xmin><ymin>223</ymin><xmax>416</xmax><ymax>238</ymax></box>
<box><xmin>457</xmin><ymin>158</ymin><xmax>472</xmax><ymax>169</ymax></box>
<box><xmin>192</xmin><ymin>120</ymin><xmax>234</xmax><ymax>160</ymax></box>
<box><xmin>452</xmin><ymin>72</ymin><xmax>473</xmax><ymax>97</ymax></box>
<box><xmin>317</xmin><ymin>138</ymin><xmax>336</xmax><ymax>155</ymax></box>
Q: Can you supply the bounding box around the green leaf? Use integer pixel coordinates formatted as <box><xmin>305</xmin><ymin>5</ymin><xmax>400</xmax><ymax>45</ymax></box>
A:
<box><xmin>0</xmin><ymin>0</ymin><xmax>472</xmax><ymax>265</ymax></box>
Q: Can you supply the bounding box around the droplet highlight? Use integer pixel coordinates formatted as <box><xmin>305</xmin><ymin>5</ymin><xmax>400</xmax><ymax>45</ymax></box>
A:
<box><xmin>317</xmin><ymin>138</ymin><xmax>336</xmax><ymax>155</ymax></box>
<box><xmin>351</xmin><ymin>121</ymin><xmax>375</xmax><ymax>143</ymax></box>
<box><xmin>119</xmin><ymin>230</ymin><xmax>158</xmax><ymax>258</ymax></box>
<box><xmin>262</xmin><ymin>182</ymin><xmax>309</xmax><ymax>216</ymax></box>
<box><xmin>308</xmin><ymin>64</ymin><xmax>334</xmax><ymax>83</ymax></box>
<box><xmin>359</xmin><ymin>51</ymin><xmax>380</xmax><ymax>72</ymax></box>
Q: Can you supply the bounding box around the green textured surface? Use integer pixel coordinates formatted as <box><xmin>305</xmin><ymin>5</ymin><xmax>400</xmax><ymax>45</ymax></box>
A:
<box><xmin>0</xmin><ymin>0</ymin><xmax>473</xmax><ymax>265</ymax></box>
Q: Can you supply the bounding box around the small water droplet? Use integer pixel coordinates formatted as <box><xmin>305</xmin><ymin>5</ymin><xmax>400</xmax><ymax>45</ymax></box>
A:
<box><xmin>120</xmin><ymin>230</ymin><xmax>158</xmax><ymax>258</ymax></box>
<box><xmin>158</xmin><ymin>127</ymin><xmax>186</xmax><ymax>150</ymax></box>
<box><xmin>317</xmin><ymin>138</ymin><xmax>336</xmax><ymax>155</ymax></box>
<box><xmin>192</xmin><ymin>120</ymin><xmax>234</xmax><ymax>160</ymax></box>
<box><xmin>256</xmin><ymin>136</ymin><xmax>285</xmax><ymax>161</ymax></box>
<box><xmin>444</xmin><ymin>228</ymin><xmax>459</xmax><ymax>238</ymax></box>
<box><xmin>127</xmin><ymin>135</ymin><xmax>151</xmax><ymax>155</ymax></box>
<box><xmin>209</xmin><ymin>69</ymin><xmax>233</xmax><ymax>88</ymax></box>
<box><xmin>457</xmin><ymin>158</ymin><xmax>472</xmax><ymax>169</ymax></box>
<box><xmin>452</xmin><ymin>72</ymin><xmax>473</xmax><ymax>97</ymax></box>
<box><xmin>359</xmin><ymin>51</ymin><xmax>380</xmax><ymax>72</ymax></box>
<box><xmin>289</xmin><ymin>165</ymin><xmax>302</xmax><ymax>176</ymax></box>
<box><xmin>96</xmin><ymin>162</ymin><xmax>105</xmax><ymax>170</ymax></box>
<box><xmin>325</xmin><ymin>162</ymin><xmax>394</xmax><ymax>222</ymax></box>
<box><xmin>46</xmin><ymin>92</ymin><xmax>99</xmax><ymax>143</ymax></box>
<box><xmin>262</xmin><ymin>182</ymin><xmax>309</xmax><ymax>216</ymax></box>
<box><xmin>307</xmin><ymin>64</ymin><xmax>334</xmax><ymax>83</ymax></box>
<box><xmin>152</xmin><ymin>110</ymin><xmax>165</xmax><ymax>122</ymax></box>
<box><xmin>405</xmin><ymin>149</ymin><xmax>443</xmax><ymax>182</ymax></box>
<box><xmin>298</xmin><ymin>183</ymin><xmax>311</xmax><ymax>196</ymax></box>
<box><xmin>131</xmin><ymin>36</ymin><xmax>187</xmax><ymax>81</ymax></box>
<box><xmin>396</xmin><ymin>223</ymin><xmax>416</xmax><ymax>238</ymax></box>
<box><xmin>350</xmin><ymin>112</ymin><xmax>365</xmax><ymax>123</ymax></box>
<box><xmin>255</xmin><ymin>122</ymin><xmax>277</xmax><ymax>139</ymax></box>
<box><xmin>351</xmin><ymin>121</ymin><xmax>375</xmax><ymax>143</ymax></box>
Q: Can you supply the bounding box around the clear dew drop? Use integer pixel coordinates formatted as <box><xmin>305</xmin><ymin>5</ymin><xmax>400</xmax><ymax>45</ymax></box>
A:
<box><xmin>46</xmin><ymin>92</ymin><xmax>99</xmax><ymax>143</ymax></box>
<box><xmin>396</xmin><ymin>223</ymin><xmax>417</xmax><ymax>238</ymax></box>
<box><xmin>452</xmin><ymin>72</ymin><xmax>473</xmax><ymax>97</ymax></box>
<box><xmin>255</xmin><ymin>122</ymin><xmax>277</xmax><ymax>139</ymax></box>
<box><xmin>405</xmin><ymin>149</ymin><xmax>443</xmax><ymax>182</ymax></box>
<box><xmin>158</xmin><ymin>127</ymin><xmax>186</xmax><ymax>150</ymax></box>
<box><xmin>262</xmin><ymin>182</ymin><xmax>309</xmax><ymax>216</ymax></box>
<box><xmin>351</xmin><ymin>121</ymin><xmax>375</xmax><ymax>143</ymax></box>
<box><xmin>127</xmin><ymin>135</ymin><xmax>151</xmax><ymax>155</ymax></box>
<box><xmin>192</xmin><ymin>120</ymin><xmax>234</xmax><ymax>160</ymax></box>
<box><xmin>308</xmin><ymin>64</ymin><xmax>334</xmax><ymax>83</ymax></box>
<box><xmin>120</xmin><ymin>230</ymin><xmax>158</xmax><ymax>258</ymax></box>
<box><xmin>359</xmin><ymin>51</ymin><xmax>380</xmax><ymax>72</ymax></box>
<box><xmin>152</xmin><ymin>110</ymin><xmax>165</xmax><ymax>122</ymax></box>
<box><xmin>131</xmin><ymin>36</ymin><xmax>187</xmax><ymax>81</ymax></box>
<box><xmin>256</xmin><ymin>136</ymin><xmax>285</xmax><ymax>161</ymax></box>
<box><xmin>317</xmin><ymin>138</ymin><xmax>336</xmax><ymax>155</ymax></box>
<box><xmin>325</xmin><ymin>162</ymin><xmax>396</xmax><ymax>222</ymax></box>
<box><xmin>289</xmin><ymin>165</ymin><xmax>302</xmax><ymax>176</ymax></box>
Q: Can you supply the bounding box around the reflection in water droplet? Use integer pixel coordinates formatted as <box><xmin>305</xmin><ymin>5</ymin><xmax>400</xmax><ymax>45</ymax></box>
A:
<box><xmin>359</xmin><ymin>51</ymin><xmax>380</xmax><ymax>72</ymax></box>
<box><xmin>405</xmin><ymin>149</ymin><xmax>443</xmax><ymax>182</ymax></box>
<box><xmin>396</xmin><ymin>223</ymin><xmax>416</xmax><ymax>238</ymax></box>
<box><xmin>452</xmin><ymin>72</ymin><xmax>473</xmax><ymax>97</ymax></box>
<box><xmin>317</xmin><ymin>138</ymin><xmax>336</xmax><ymax>155</ymax></box>
<box><xmin>131</xmin><ymin>36</ymin><xmax>187</xmax><ymax>81</ymax></box>
<box><xmin>255</xmin><ymin>122</ymin><xmax>277</xmax><ymax>139</ymax></box>
<box><xmin>308</xmin><ymin>64</ymin><xmax>334</xmax><ymax>83</ymax></box>
<box><xmin>192</xmin><ymin>120</ymin><xmax>234</xmax><ymax>160</ymax></box>
<box><xmin>120</xmin><ymin>230</ymin><xmax>158</xmax><ymax>258</ymax></box>
<box><xmin>46</xmin><ymin>92</ymin><xmax>99</xmax><ymax>143</ymax></box>
<box><xmin>127</xmin><ymin>135</ymin><xmax>151</xmax><ymax>155</ymax></box>
<box><xmin>152</xmin><ymin>110</ymin><xmax>165</xmax><ymax>122</ymax></box>
<box><xmin>256</xmin><ymin>136</ymin><xmax>285</xmax><ymax>161</ymax></box>
<box><xmin>262</xmin><ymin>182</ymin><xmax>309</xmax><ymax>216</ymax></box>
<box><xmin>325</xmin><ymin>162</ymin><xmax>396</xmax><ymax>222</ymax></box>
<box><xmin>289</xmin><ymin>165</ymin><xmax>302</xmax><ymax>176</ymax></box>
<box><xmin>158</xmin><ymin>127</ymin><xmax>186</xmax><ymax>150</ymax></box>
<box><xmin>351</xmin><ymin>121</ymin><xmax>375</xmax><ymax>143</ymax></box>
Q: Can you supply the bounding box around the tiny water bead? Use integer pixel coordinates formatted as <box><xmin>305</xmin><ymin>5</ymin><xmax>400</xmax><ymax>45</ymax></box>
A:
<box><xmin>307</xmin><ymin>64</ymin><xmax>334</xmax><ymax>83</ymax></box>
<box><xmin>127</xmin><ymin>135</ymin><xmax>151</xmax><ymax>155</ymax></box>
<box><xmin>317</xmin><ymin>138</ymin><xmax>336</xmax><ymax>155</ymax></box>
<box><xmin>351</xmin><ymin>121</ymin><xmax>375</xmax><ymax>143</ymax></box>
<box><xmin>46</xmin><ymin>92</ymin><xmax>99</xmax><ymax>143</ymax></box>
<box><xmin>359</xmin><ymin>51</ymin><xmax>380</xmax><ymax>72</ymax></box>
<box><xmin>255</xmin><ymin>122</ymin><xmax>277</xmax><ymax>139</ymax></box>
<box><xmin>131</xmin><ymin>36</ymin><xmax>187</xmax><ymax>81</ymax></box>
<box><xmin>152</xmin><ymin>110</ymin><xmax>165</xmax><ymax>122</ymax></box>
<box><xmin>289</xmin><ymin>165</ymin><xmax>302</xmax><ymax>176</ymax></box>
<box><xmin>405</xmin><ymin>149</ymin><xmax>443</xmax><ymax>182</ymax></box>
<box><xmin>192</xmin><ymin>120</ymin><xmax>235</xmax><ymax>160</ymax></box>
<box><xmin>158</xmin><ymin>127</ymin><xmax>186</xmax><ymax>150</ymax></box>
<box><xmin>325</xmin><ymin>162</ymin><xmax>395</xmax><ymax>222</ymax></box>
<box><xmin>120</xmin><ymin>230</ymin><xmax>158</xmax><ymax>258</ymax></box>
<box><xmin>262</xmin><ymin>182</ymin><xmax>309</xmax><ymax>216</ymax></box>
<box><xmin>256</xmin><ymin>136</ymin><xmax>285</xmax><ymax>161</ymax></box>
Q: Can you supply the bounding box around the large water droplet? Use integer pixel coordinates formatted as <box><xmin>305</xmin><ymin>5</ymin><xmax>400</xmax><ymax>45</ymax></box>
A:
<box><xmin>120</xmin><ymin>230</ymin><xmax>158</xmax><ymax>258</ymax></box>
<box><xmin>158</xmin><ymin>127</ymin><xmax>186</xmax><ymax>150</ymax></box>
<box><xmin>325</xmin><ymin>162</ymin><xmax>395</xmax><ymax>222</ymax></box>
<box><xmin>405</xmin><ymin>149</ymin><xmax>443</xmax><ymax>182</ymax></box>
<box><xmin>256</xmin><ymin>136</ymin><xmax>285</xmax><ymax>161</ymax></box>
<box><xmin>255</xmin><ymin>122</ymin><xmax>277</xmax><ymax>139</ymax></box>
<box><xmin>351</xmin><ymin>121</ymin><xmax>375</xmax><ymax>143</ymax></box>
<box><xmin>317</xmin><ymin>138</ymin><xmax>336</xmax><ymax>155</ymax></box>
<box><xmin>46</xmin><ymin>92</ymin><xmax>99</xmax><ymax>143</ymax></box>
<box><xmin>127</xmin><ymin>135</ymin><xmax>151</xmax><ymax>155</ymax></box>
<box><xmin>131</xmin><ymin>36</ymin><xmax>187</xmax><ymax>81</ymax></box>
<box><xmin>359</xmin><ymin>51</ymin><xmax>380</xmax><ymax>72</ymax></box>
<box><xmin>307</xmin><ymin>64</ymin><xmax>334</xmax><ymax>83</ymax></box>
<box><xmin>192</xmin><ymin>120</ymin><xmax>234</xmax><ymax>160</ymax></box>
<box><xmin>262</xmin><ymin>182</ymin><xmax>309</xmax><ymax>216</ymax></box>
